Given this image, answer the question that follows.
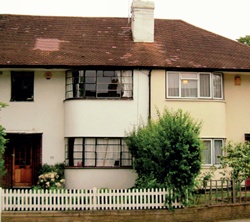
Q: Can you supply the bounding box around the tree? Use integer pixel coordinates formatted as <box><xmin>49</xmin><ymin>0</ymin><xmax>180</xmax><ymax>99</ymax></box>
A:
<box><xmin>237</xmin><ymin>35</ymin><xmax>250</xmax><ymax>46</ymax></box>
<box><xmin>125</xmin><ymin>108</ymin><xmax>203</xmax><ymax>204</ymax></box>
<box><xmin>220</xmin><ymin>141</ymin><xmax>250</xmax><ymax>181</ymax></box>
<box><xmin>0</xmin><ymin>102</ymin><xmax>8</xmax><ymax>184</ymax></box>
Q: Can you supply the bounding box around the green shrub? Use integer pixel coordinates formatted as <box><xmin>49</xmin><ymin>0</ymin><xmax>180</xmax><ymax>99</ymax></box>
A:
<box><xmin>0</xmin><ymin>102</ymin><xmax>8</xmax><ymax>185</ymax></box>
<box><xmin>35</xmin><ymin>163</ymin><xmax>65</xmax><ymax>190</ymax></box>
<box><xmin>126</xmin><ymin>108</ymin><xmax>203</xmax><ymax>206</ymax></box>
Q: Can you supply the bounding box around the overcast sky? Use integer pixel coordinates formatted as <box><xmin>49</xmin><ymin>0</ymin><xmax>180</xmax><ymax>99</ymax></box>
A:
<box><xmin>0</xmin><ymin>0</ymin><xmax>249</xmax><ymax>41</ymax></box>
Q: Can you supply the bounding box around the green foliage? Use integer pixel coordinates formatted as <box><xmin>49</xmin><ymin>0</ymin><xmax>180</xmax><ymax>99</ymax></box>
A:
<box><xmin>220</xmin><ymin>141</ymin><xmax>250</xmax><ymax>181</ymax></box>
<box><xmin>0</xmin><ymin>102</ymin><xmax>8</xmax><ymax>184</ymax></box>
<box><xmin>34</xmin><ymin>163</ymin><xmax>65</xmax><ymax>190</ymax></box>
<box><xmin>0</xmin><ymin>125</ymin><xmax>7</xmax><ymax>178</ymax></box>
<box><xmin>38</xmin><ymin>163</ymin><xmax>65</xmax><ymax>178</ymax></box>
<box><xmin>190</xmin><ymin>167</ymin><xmax>216</xmax><ymax>205</ymax></box>
<box><xmin>126</xmin><ymin>108</ymin><xmax>203</xmax><ymax>205</ymax></box>
<box><xmin>0</xmin><ymin>102</ymin><xmax>8</xmax><ymax>109</ymax></box>
<box><xmin>237</xmin><ymin>35</ymin><xmax>250</xmax><ymax>46</ymax></box>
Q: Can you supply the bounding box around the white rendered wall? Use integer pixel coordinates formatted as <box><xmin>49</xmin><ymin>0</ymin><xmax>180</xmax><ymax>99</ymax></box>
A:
<box><xmin>0</xmin><ymin>70</ymin><xmax>65</xmax><ymax>164</ymax></box>
<box><xmin>64</xmin><ymin>70</ymin><xmax>149</xmax><ymax>189</ymax></box>
<box><xmin>64</xmin><ymin>70</ymin><xmax>149</xmax><ymax>137</ymax></box>
<box><xmin>65</xmin><ymin>169</ymin><xmax>137</xmax><ymax>189</ymax></box>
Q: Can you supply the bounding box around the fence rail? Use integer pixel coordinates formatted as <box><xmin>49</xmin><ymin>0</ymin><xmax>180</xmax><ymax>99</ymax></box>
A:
<box><xmin>190</xmin><ymin>179</ymin><xmax>250</xmax><ymax>206</ymax></box>
<box><xmin>1</xmin><ymin>180</ymin><xmax>250</xmax><ymax>213</ymax></box>
<box><xmin>0</xmin><ymin>187</ymin><xmax>182</xmax><ymax>211</ymax></box>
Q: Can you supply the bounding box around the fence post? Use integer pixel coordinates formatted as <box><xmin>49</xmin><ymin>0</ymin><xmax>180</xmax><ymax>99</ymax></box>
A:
<box><xmin>232</xmin><ymin>179</ymin><xmax>236</xmax><ymax>204</ymax></box>
<box><xmin>93</xmin><ymin>187</ymin><xmax>97</xmax><ymax>210</ymax></box>
<box><xmin>0</xmin><ymin>187</ymin><xmax>2</xmax><ymax>222</ymax></box>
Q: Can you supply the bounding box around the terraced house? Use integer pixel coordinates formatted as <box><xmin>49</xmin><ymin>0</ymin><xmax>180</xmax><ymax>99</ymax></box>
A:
<box><xmin>0</xmin><ymin>0</ymin><xmax>250</xmax><ymax>189</ymax></box>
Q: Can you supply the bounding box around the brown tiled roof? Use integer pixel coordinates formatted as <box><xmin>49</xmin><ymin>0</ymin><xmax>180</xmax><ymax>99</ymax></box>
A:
<box><xmin>0</xmin><ymin>14</ymin><xmax>250</xmax><ymax>70</ymax></box>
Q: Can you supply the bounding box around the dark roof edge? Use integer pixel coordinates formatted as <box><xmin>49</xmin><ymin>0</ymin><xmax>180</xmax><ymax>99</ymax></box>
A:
<box><xmin>0</xmin><ymin>65</ymin><xmax>250</xmax><ymax>72</ymax></box>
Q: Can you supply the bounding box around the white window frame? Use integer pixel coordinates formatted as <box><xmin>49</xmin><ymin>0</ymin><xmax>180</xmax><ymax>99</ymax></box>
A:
<box><xmin>202</xmin><ymin>138</ymin><xmax>224</xmax><ymax>166</ymax></box>
<box><xmin>166</xmin><ymin>71</ymin><xmax>223</xmax><ymax>99</ymax></box>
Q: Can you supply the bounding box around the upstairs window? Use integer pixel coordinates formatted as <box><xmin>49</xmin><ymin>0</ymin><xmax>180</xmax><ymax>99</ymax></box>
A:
<box><xmin>66</xmin><ymin>70</ymin><xmax>133</xmax><ymax>99</ymax></box>
<box><xmin>65</xmin><ymin>137</ymin><xmax>132</xmax><ymax>168</ymax></box>
<box><xmin>166</xmin><ymin>72</ymin><xmax>223</xmax><ymax>99</ymax></box>
<box><xmin>202</xmin><ymin>139</ymin><xmax>224</xmax><ymax>165</ymax></box>
<box><xmin>11</xmin><ymin>71</ymin><xmax>34</xmax><ymax>101</ymax></box>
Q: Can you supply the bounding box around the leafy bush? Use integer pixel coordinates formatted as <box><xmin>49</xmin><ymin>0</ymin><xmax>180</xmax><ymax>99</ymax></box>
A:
<box><xmin>0</xmin><ymin>125</ymin><xmax>7</xmax><ymax>178</ymax></box>
<box><xmin>34</xmin><ymin>163</ymin><xmax>65</xmax><ymax>190</ymax></box>
<box><xmin>0</xmin><ymin>102</ymin><xmax>8</xmax><ymax>185</ymax></box>
<box><xmin>220</xmin><ymin>141</ymin><xmax>250</xmax><ymax>181</ymax></box>
<box><xmin>126</xmin><ymin>108</ymin><xmax>203</xmax><ymax>206</ymax></box>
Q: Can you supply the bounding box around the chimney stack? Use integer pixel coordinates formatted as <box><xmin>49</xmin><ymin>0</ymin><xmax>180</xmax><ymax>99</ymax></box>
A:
<box><xmin>131</xmin><ymin>0</ymin><xmax>155</xmax><ymax>42</ymax></box>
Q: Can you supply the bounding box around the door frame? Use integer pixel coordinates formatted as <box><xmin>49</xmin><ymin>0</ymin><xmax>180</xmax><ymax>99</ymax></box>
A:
<box><xmin>4</xmin><ymin>133</ymin><xmax>42</xmax><ymax>188</ymax></box>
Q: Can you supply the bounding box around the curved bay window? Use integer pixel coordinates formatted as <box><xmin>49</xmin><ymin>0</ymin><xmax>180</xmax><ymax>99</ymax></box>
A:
<box><xmin>65</xmin><ymin>137</ymin><xmax>132</xmax><ymax>168</ymax></box>
<box><xmin>66</xmin><ymin>70</ymin><xmax>133</xmax><ymax>99</ymax></box>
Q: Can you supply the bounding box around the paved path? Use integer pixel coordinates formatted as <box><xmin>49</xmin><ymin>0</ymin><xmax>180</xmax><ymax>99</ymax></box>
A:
<box><xmin>221</xmin><ymin>219</ymin><xmax>250</xmax><ymax>222</ymax></box>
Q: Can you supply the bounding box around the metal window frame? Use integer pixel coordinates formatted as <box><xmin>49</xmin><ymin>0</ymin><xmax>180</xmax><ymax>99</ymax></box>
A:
<box><xmin>65</xmin><ymin>70</ymin><xmax>133</xmax><ymax>99</ymax></box>
<box><xmin>65</xmin><ymin>137</ymin><xmax>132</xmax><ymax>168</ymax></box>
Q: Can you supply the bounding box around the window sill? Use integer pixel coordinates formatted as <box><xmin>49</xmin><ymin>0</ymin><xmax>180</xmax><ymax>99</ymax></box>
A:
<box><xmin>65</xmin><ymin>166</ymin><xmax>133</xmax><ymax>169</ymax></box>
<box><xmin>201</xmin><ymin>164</ymin><xmax>221</xmax><ymax>168</ymax></box>
<box><xmin>10</xmin><ymin>100</ymin><xmax>34</xmax><ymax>102</ymax></box>
<box><xmin>64</xmin><ymin>97</ymin><xmax>133</xmax><ymax>101</ymax></box>
<box><xmin>165</xmin><ymin>98</ymin><xmax>225</xmax><ymax>103</ymax></box>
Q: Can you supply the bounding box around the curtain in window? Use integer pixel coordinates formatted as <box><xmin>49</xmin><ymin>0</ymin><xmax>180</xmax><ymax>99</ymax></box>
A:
<box><xmin>168</xmin><ymin>73</ymin><xmax>179</xmax><ymax>97</ymax></box>
<box><xmin>214</xmin><ymin>140</ymin><xmax>222</xmax><ymax>165</ymax></box>
<box><xmin>181</xmin><ymin>80</ymin><xmax>197</xmax><ymax>97</ymax></box>
<box><xmin>85</xmin><ymin>138</ymin><xmax>96</xmax><ymax>166</ymax></box>
<box><xmin>202</xmin><ymin>141</ymin><xmax>211</xmax><ymax>164</ymax></box>
<box><xmin>121</xmin><ymin>140</ymin><xmax>132</xmax><ymax>166</ymax></box>
<box><xmin>96</xmin><ymin>138</ymin><xmax>120</xmax><ymax>167</ymax></box>
<box><xmin>213</xmin><ymin>74</ymin><xmax>222</xmax><ymax>98</ymax></box>
<box><xmin>117</xmin><ymin>71</ymin><xmax>133</xmax><ymax>97</ymax></box>
<box><xmin>73</xmin><ymin>138</ymin><xmax>83</xmax><ymax>166</ymax></box>
<box><xmin>200</xmin><ymin>74</ymin><xmax>210</xmax><ymax>97</ymax></box>
<box><xmin>66</xmin><ymin>72</ymin><xmax>73</xmax><ymax>98</ymax></box>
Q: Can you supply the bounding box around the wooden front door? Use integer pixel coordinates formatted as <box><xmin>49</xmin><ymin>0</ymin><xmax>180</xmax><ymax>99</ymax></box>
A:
<box><xmin>8</xmin><ymin>134</ymin><xmax>42</xmax><ymax>188</ymax></box>
<box><xmin>12</xmin><ymin>140</ymin><xmax>33</xmax><ymax>187</ymax></box>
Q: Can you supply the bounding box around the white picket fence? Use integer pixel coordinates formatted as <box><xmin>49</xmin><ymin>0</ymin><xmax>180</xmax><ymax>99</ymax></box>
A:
<box><xmin>0</xmin><ymin>187</ymin><xmax>183</xmax><ymax>211</ymax></box>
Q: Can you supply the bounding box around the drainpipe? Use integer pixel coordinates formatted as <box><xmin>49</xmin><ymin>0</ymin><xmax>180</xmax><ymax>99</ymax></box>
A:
<box><xmin>148</xmin><ymin>70</ymin><xmax>152</xmax><ymax>120</ymax></box>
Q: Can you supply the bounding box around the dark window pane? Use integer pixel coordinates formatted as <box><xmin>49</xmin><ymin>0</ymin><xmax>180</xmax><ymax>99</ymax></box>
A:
<box><xmin>245</xmin><ymin>134</ymin><xmax>250</xmax><ymax>142</ymax></box>
<box><xmin>66</xmin><ymin>70</ymin><xmax>133</xmax><ymax>99</ymax></box>
<box><xmin>11</xmin><ymin>72</ymin><xmax>34</xmax><ymax>101</ymax></box>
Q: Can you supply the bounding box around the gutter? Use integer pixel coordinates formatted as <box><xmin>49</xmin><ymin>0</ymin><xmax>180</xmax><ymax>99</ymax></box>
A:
<box><xmin>148</xmin><ymin>69</ymin><xmax>152</xmax><ymax>120</ymax></box>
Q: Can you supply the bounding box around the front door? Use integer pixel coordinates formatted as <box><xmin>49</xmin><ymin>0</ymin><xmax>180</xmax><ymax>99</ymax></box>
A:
<box><xmin>13</xmin><ymin>140</ymin><xmax>33</xmax><ymax>187</ymax></box>
<box><xmin>5</xmin><ymin>134</ymin><xmax>42</xmax><ymax>188</ymax></box>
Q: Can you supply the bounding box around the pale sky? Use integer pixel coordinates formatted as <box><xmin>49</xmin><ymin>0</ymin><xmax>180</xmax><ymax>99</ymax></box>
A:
<box><xmin>0</xmin><ymin>0</ymin><xmax>249</xmax><ymax>41</ymax></box>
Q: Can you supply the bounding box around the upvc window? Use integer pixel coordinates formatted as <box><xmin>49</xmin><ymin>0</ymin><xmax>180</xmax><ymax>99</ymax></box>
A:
<box><xmin>11</xmin><ymin>71</ymin><xmax>34</xmax><ymax>101</ymax></box>
<box><xmin>202</xmin><ymin>139</ymin><xmax>224</xmax><ymax>165</ymax></box>
<box><xmin>65</xmin><ymin>137</ymin><xmax>132</xmax><ymax>167</ymax></box>
<box><xmin>66</xmin><ymin>70</ymin><xmax>133</xmax><ymax>99</ymax></box>
<box><xmin>166</xmin><ymin>72</ymin><xmax>223</xmax><ymax>99</ymax></box>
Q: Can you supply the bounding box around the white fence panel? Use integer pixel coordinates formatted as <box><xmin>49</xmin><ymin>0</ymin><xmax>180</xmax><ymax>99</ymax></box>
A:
<box><xmin>1</xmin><ymin>188</ymin><xmax>183</xmax><ymax>211</ymax></box>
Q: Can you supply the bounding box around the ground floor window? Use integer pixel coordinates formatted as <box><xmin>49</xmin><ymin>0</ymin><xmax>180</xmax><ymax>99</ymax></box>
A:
<box><xmin>65</xmin><ymin>137</ymin><xmax>132</xmax><ymax>167</ymax></box>
<box><xmin>245</xmin><ymin>134</ymin><xmax>250</xmax><ymax>142</ymax></box>
<box><xmin>202</xmin><ymin>139</ymin><xmax>224</xmax><ymax>166</ymax></box>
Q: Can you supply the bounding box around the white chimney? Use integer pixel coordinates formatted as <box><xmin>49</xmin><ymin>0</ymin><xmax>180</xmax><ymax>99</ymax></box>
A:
<box><xmin>131</xmin><ymin>0</ymin><xmax>155</xmax><ymax>42</ymax></box>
